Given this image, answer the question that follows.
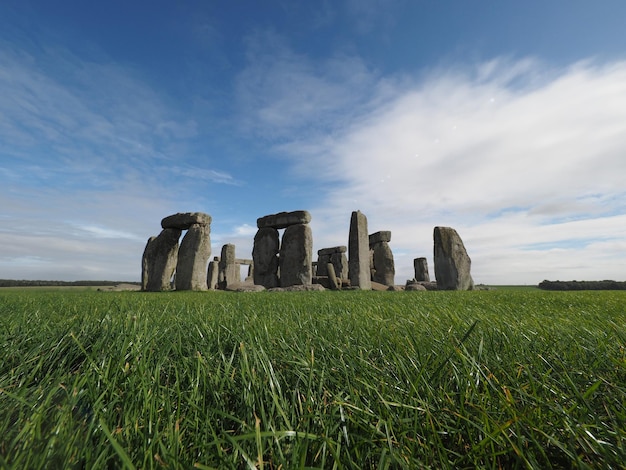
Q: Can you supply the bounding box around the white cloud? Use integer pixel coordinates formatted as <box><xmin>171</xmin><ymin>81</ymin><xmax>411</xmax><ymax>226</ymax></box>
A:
<box><xmin>280</xmin><ymin>58</ymin><xmax>626</xmax><ymax>284</ymax></box>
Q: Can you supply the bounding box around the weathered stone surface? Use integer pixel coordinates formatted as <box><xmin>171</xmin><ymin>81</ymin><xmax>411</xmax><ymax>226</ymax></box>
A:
<box><xmin>433</xmin><ymin>226</ymin><xmax>474</xmax><ymax>290</ymax></box>
<box><xmin>268</xmin><ymin>284</ymin><xmax>325</xmax><ymax>292</ymax></box>
<box><xmin>371</xmin><ymin>241</ymin><xmax>395</xmax><ymax>286</ymax></box>
<box><xmin>331</xmin><ymin>252</ymin><xmax>349</xmax><ymax>280</ymax></box>
<box><xmin>175</xmin><ymin>224</ymin><xmax>211</xmax><ymax>291</ymax></box>
<box><xmin>279</xmin><ymin>224</ymin><xmax>313</xmax><ymax>287</ymax></box>
<box><xmin>371</xmin><ymin>281</ymin><xmax>388</xmax><ymax>291</ymax></box>
<box><xmin>257</xmin><ymin>210</ymin><xmax>311</xmax><ymax>229</ymax></box>
<box><xmin>387</xmin><ymin>285</ymin><xmax>405</xmax><ymax>291</ymax></box>
<box><xmin>406</xmin><ymin>283</ymin><xmax>427</xmax><ymax>291</ymax></box>
<box><xmin>225</xmin><ymin>283</ymin><xmax>266</xmax><ymax>292</ymax></box>
<box><xmin>317</xmin><ymin>246</ymin><xmax>347</xmax><ymax>256</ymax></box>
<box><xmin>142</xmin><ymin>228</ymin><xmax>181</xmax><ymax>291</ymax></box>
<box><xmin>218</xmin><ymin>244</ymin><xmax>240</xmax><ymax>289</ymax></box>
<box><xmin>414</xmin><ymin>257</ymin><xmax>430</xmax><ymax>282</ymax></box>
<box><xmin>326</xmin><ymin>263</ymin><xmax>340</xmax><ymax>290</ymax></box>
<box><xmin>252</xmin><ymin>228</ymin><xmax>280</xmax><ymax>288</ymax></box>
<box><xmin>207</xmin><ymin>260</ymin><xmax>219</xmax><ymax>290</ymax></box>
<box><xmin>161</xmin><ymin>212</ymin><xmax>211</xmax><ymax>230</ymax></box>
<box><xmin>348</xmin><ymin>210</ymin><xmax>372</xmax><ymax>290</ymax></box>
<box><xmin>369</xmin><ymin>231</ymin><xmax>391</xmax><ymax>245</ymax></box>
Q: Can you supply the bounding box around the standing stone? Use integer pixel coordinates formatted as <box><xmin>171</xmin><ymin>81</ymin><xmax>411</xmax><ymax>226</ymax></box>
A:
<box><xmin>207</xmin><ymin>259</ymin><xmax>219</xmax><ymax>290</ymax></box>
<box><xmin>371</xmin><ymin>241</ymin><xmax>395</xmax><ymax>286</ymax></box>
<box><xmin>348</xmin><ymin>211</ymin><xmax>372</xmax><ymax>290</ymax></box>
<box><xmin>141</xmin><ymin>228</ymin><xmax>181</xmax><ymax>291</ymax></box>
<box><xmin>414</xmin><ymin>257</ymin><xmax>430</xmax><ymax>282</ymax></box>
<box><xmin>253</xmin><ymin>228</ymin><xmax>280</xmax><ymax>288</ymax></box>
<box><xmin>175</xmin><ymin>223</ymin><xmax>211</xmax><ymax>291</ymax></box>
<box><xmin>433</xmin><ymin>226</ymin><xmax>474</xmax><ymax>290</ymax></box>
<box><xmin>279</xmin><ymin>224</ymin><xmax>313</xmax><ymax>287</ymax></box>
<box><xmin>218</xmin><ymin>244</ymin><xmax>240</xmax><ymax>289</ymax></box>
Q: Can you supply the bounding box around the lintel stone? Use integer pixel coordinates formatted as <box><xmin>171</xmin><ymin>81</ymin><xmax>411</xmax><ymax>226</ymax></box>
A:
<box><xmin>257</xmin><ymin>210</ymin><xmax>311</xmax><ymax>229</ymax></box>
<box><xmin>162</xmin><ymin>212</ymin><xmax>212</xmax><ymax>230</ymax></box>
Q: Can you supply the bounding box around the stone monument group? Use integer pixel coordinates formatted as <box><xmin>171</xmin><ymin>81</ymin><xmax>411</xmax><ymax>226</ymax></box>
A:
<box><xmin>141</xmin><ymin>210</ymin><xmax>474</xmax><ymax>292</ymax></box>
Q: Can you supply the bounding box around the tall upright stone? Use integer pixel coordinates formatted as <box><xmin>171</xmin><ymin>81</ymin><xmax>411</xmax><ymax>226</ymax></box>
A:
<box><xmin>141</xmin><ymin>228</ymin><xmax>181</xmax><ymax>291</ymax></box>
<box><xmin>433</xmin><ymin>226</ymin><xmax>474</xmax><ymax>290</ymax></box>
<box><xmin>252</xmin><ymin>227</ymin><xmax>280</xmax><ymax>288</ymax></box>
<box><xmin>369</xmin><ymin>231</ymin><xmax>395</xmax><ymax>286</ymax></box>
<box><xmin>279</xmin><ymin>224</ymin><xmax>313</xmax><ymax>287</ymax></box>
<box><xmin>348</xmin><ymin>210</ymin><xmax>372</xmax><ymax>290</ymax></box>
<box><xmin>175</xmin><ymin>223</ymin><xmax>211</xmax><ymax>291</ymax></box>
<box><xmin>207</xmin><ymin>258</ymin><xmax>219</xmax><ymax>290</ymax></box>
<box><xmin>218</xmin><ymin>244</ymin><xmax>240</xmax><ymax>289</ymax></box>
<box><xmin>414</xmin><ymin>257</ymin><xmax>430</xmax><ymax>282</ymax></box>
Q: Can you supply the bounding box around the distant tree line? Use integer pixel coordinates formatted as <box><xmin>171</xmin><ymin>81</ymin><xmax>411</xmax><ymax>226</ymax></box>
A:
<box><xmin>0</xmin><ymin>279</ymin><xmax>139</xmax><ymax>288</ymax></box>
<box><xmin>538</xmin><ymin>280</ymin><xmax>626</xmax><ymax>291</ymax></box>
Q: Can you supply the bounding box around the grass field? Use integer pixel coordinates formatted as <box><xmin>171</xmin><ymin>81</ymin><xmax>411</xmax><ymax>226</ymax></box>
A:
<box><xmin>1</xmin><ymin>288</ymin><xmax>625</xmax><ymax>468</ymax></box>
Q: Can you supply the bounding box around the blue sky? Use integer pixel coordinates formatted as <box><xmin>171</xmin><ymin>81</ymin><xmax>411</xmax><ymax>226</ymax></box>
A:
<box><xmin>1</xmin><ymin>0</ymin><xmax>626</xmax><ymax>284</ymax></box>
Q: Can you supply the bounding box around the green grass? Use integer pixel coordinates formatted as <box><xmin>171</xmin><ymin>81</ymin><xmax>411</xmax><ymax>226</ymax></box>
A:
<box><xmin>1</xmin><ymin>289</ymin><xmax>625</xmax><ymax>468</ymax></box>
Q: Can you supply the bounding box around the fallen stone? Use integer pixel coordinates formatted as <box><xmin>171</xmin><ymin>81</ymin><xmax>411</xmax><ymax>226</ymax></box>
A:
<box><xmin>225</xmin><ymin>283</ymin><xmax>266</xmax><ymax>292</ymax></box>
<box><xmin>257</xmin><ymin>210</ymin><xmax>311</xmax><ymax>229</ymax></box>
<box><xmin>161</xmin><ymin>212</ymin><xmax>211</xmax><ymax>230</ymax></box>
<box><xmin>433</xmin><ymin>226</ymin><xmax>474</xmax><ymax>290</ymax></box>
<box><xmin>406</xmin><ymin>283</ymin><xmax>427</xmax><ymax>291</ymax></box>
<box><xmin>371</xmin><ymin>281</ymin><xmax>389</xmax><ymax>291</ymax></box>
<box><xmin>387</xmin><ymin>285</ymin><xmax>405</xmax><ymax>291</ymax></box>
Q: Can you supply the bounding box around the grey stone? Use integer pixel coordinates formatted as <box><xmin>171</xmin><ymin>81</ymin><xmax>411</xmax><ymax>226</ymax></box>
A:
<box><xmin>252</xmin><ymin>227</ymin><xmax>280</xmax><ymax>288</ymax></box>
<box><xmin>433</xmin><ymin>226</ymin><xmax>474</xmax><ymax>290</ymax></box>
<box><xmin>218</xmin><ymin>244</ymin><xmax>240</xmax><ymax>289</ymax></box>
<box><xmin>207</xmin><ymin>260</ymin><xmax>219</xmax><ymax>290</ymax></box>
<box><xmin>175</xmin><ymin>223</ymin><xmax>211</xmax><ymax>291</ymax></box>
<box><xmin>369</xmin><ymin>231</ymin><xmax>391</xmax><ymax>245</ymax></box>
<box><xmin>225</xmin><ymin>283</ymin><xmax>266</xmax><ymax>292</ymax></box>
<box><xmin>371</xmin><ymin>241</ymin><xmax>395</xmax><ymax>286</ymax></box>
<box><xmin>161</xmin><ymin>212</ymin><xmax>211</xmax><ymax>230</ymax></box>
<box><xmin>141</xmin><ymin>228</ymin><xmax>181</xmax><ymax>291</ymax></box>
<box><xmin>257</xmin><ymin>210</ymin><xmax>311</xmax><ymax>229</ymax></box>
<box><xmin>330</xmin><ymin>252</ymin><xmax>349</xmax><ymax>280</ymax></box>
<box><xmin>414</xmin><ymin>257</ymin><xmax>430</xmax><ymax>282</ymax></box>
<box><xmin>348</xmin><ymin>210</ymin><xmax>372</xmax><ymax>290</ymax></box>
<box><xmin>279</xmin><ymin>224</ymin><xmax>313</xmax><ymax>287</ymax></box>
<box><xmin>406</xmin><ymin>283</ymin><xmax>427</xmax><ymax>291</ymax></box>
<box><xmin>317</xmin><ymin>246</ymin><xmax>347</xmax><ymax>256</ymax></box>
<box><xmin>326</xmin><ymin>263</ymin><xmax>340</xmax><ymax>290</ymax></box>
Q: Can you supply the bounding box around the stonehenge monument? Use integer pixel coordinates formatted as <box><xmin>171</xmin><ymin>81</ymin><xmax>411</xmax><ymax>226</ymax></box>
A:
<box><xmin>433</xmin><ymin>226</ymin><xmax>474</xmax><ymax>290</ymax></box>
<box><xmin>141</xmin><ymin>212</ymin><xmax>211</xmax><ymax>291</ymax></box>
<box><xmin>253</xmin><ymin>210</ymin><xmax>313</xmax><ymax>288</ymax></box>
<box><xmin>141</xmin><ymin>209</ymin><xmax>475</xmax><ymax>292</ymax></box>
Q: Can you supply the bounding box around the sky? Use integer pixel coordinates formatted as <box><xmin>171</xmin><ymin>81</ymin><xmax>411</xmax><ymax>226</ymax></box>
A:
<box><xmin>1</xmin><ymin>0</ymin><xmax>626</xmax><ymax>285</ymax></box>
